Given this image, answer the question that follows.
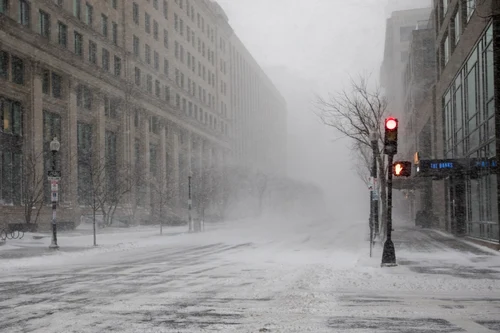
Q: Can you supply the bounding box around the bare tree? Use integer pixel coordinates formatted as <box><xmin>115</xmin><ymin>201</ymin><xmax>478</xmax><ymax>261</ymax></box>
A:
<box><xmin>22</xmin><ymin>151</ymin><xmax>45</xmax><ymax>226</ymax></box>
<box><xmin>78</xmin><ymin>155</ymin><xmax>107</xmax><ymax>246</ymax></box>
<box><xmin>314</xmin><ymin>76</ymin><xmax>389</xmax><ymax>233</ymax></box>
<box><xmin>99</xmin><ymin>163</ymin><xmax>135</xmax><ymax>227</ymax></box>
<box><xmin>149</xmin><ymin>171</ymin><xmax>178</xmax><ymax>234</ymax></box>
<box><xmin>255</xmin><ymin>172</ymin><xmax>269</xmax><ymax>217</ymax></box>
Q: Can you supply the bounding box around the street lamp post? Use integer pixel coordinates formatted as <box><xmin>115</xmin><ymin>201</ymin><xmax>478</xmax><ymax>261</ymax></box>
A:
<box><xmin>49</xmin><ymin>137</ymin><xmax>60</xmax><ymax>250</ymax></box>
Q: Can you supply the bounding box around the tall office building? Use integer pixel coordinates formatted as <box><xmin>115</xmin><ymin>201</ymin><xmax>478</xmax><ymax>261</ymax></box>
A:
<box><xmin>0</xmin><ymin>0</ymin><xmax>286</xmax><ymax>228</ymax></box>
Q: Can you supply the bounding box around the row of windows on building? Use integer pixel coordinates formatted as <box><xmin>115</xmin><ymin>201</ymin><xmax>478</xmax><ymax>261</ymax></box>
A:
<box><xmin>440</xmin><ymin>0</ymin><xmax>476</xmax><ymax>68</ymax></box>
<box><xmin>174</xmin><ymin>0</ymin><xmax>215</xmax><ymax>44</ymax></box>
<box><xmin>443</xmin><ymin>23</ymin><xmax>494</xmax><ymax>159</ymax></box>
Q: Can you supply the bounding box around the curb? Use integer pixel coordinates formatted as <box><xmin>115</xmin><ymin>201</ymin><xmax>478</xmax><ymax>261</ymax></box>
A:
<box><xmin>464</xmin><ymin>236</ymin><xmax>500</xmax><ymax>251</ymax></box>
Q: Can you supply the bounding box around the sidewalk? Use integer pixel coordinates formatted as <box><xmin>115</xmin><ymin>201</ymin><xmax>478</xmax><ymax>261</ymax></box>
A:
<box><xmin>0</xmin><ymin>223</ymin><xmax>189</xmax><ymax>260</ymax></box>
<box><xmin>388</xmin><ymin>225</ymin><xmax>500</xmax><ymax>279</ymax></box>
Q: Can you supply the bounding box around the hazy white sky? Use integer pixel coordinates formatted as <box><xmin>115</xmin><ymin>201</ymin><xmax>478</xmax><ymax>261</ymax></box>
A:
<box><xmin>218</xmin><ymin>0</ymin><xmax>387</xmax><ymax>87</ymax></box>
<box><xmin>216</xmin><ymin>0</ymin><xmax>429</xmax><ymax>221</ymax></box>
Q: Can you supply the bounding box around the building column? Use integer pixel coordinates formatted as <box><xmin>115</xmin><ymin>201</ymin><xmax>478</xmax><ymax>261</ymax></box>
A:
<box><xmin>95</xmin><ymin>94</ymin><xmax>106</xmax><ymax>167</ymax></box>
<box><xmin>171</xmin><ymin>128</ymin><xmax>180</xmax><ymax>210</ymax></box>
<box><xmin>142</xmin><ymin>115</ymin><xmax>151</xmax><ymax>210</ymax></box>
<box><xmin>160</xmin><ymin>123</ymin><xmax>167</xmax><ymax>191</ymax></box>
<box><xmin>30</xmin><ymin>62</ymin><xmax>44</xmax><ymax>169</ymax></box>
<box><xmin>64</xmin><ymin>78</ymin><xmax>78</xmax><ymax>207</ymax></box>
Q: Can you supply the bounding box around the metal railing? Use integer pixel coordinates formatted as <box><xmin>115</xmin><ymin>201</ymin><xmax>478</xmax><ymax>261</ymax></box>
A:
<box><xmin>467</xmin><ymin>221</ymin><xmax>499</xmax><ymax>242</ymax></box>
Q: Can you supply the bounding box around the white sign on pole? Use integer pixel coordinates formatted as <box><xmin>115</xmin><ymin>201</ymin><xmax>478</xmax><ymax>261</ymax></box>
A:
<box><xmin>52</xmin><ymin>192</ymin><xmax>59</xmax><ymax>202</ymax></box>
<box><xmin>51</xmin><ymin>181</ymin><xmax>59</xmax><ymax>192</ymax></box>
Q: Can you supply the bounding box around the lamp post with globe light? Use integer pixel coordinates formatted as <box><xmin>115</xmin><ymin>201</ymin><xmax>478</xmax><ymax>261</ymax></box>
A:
<box><xmin>49</xmin><ymin>137</ymin><xmax>60</xmax><ymax>249</ymax></box>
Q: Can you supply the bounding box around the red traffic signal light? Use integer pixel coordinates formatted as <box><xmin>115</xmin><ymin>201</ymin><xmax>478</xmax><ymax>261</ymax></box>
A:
<box><xmin>385</xmin><ymin>118</ymin><xmax>398</xmax><ymax>130</ymax></box>
<box><xmin>393</xmin><ymin>161</ymin><xmax>412</xmax><ymax>177</ymax></box>
<box><xmin>384</xmin><ymin>117</ymin><xmax>398</xmax><ymax>155</ymax></box>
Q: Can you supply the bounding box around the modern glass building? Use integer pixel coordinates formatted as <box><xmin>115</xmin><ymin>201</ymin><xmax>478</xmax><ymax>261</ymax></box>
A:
<box><xmin>442</xmin><ymin>22</ymin><xmax>498</xmax><ymax>240</ymax></box>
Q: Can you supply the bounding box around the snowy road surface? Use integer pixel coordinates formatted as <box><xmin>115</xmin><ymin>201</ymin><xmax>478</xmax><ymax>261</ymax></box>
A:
<box><xmin>1</xmin><ymin>218</ymin><xmax>500</xmax><ymax>332</ymax></box>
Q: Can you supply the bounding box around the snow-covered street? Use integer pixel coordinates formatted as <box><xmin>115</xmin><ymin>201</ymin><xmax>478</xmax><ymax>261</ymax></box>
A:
<box><xmin>1</xmin><ymin>218</ymin><xmax>499</xmax><ymax>332</ymax></box>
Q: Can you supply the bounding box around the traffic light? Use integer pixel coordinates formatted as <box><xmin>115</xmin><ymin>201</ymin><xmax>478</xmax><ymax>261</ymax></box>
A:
<box><xmin>384</xmin><ymin>117</ymin><xmax>398</xmax><ymax>155</ymax></box>
<box><xmin>393</xmin><ymin>161</ymin><xmax>412</xmax><ymax>177</ymax></box>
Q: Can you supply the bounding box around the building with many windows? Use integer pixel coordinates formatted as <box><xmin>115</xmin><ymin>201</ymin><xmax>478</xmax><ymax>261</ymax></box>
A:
<box><xmin>0</xmin><ymin>0</ymin><xmax>287</xmax><ymax>228</ymax></box>
<box><xmin>385</xmin><ymin>0</ymin><xmax>500</xmax><ymax>245</ymax></box>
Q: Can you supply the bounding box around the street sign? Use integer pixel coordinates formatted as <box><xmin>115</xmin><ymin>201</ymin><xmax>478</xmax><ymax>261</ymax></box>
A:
<box><xmin>48</xmin><ymin>176</ymin><xmax>61</xmax><ymax>181</ymax></box>
<box><xmin>51</xmin><ymin>191</ymin><xmax>59</xmax><ymax>202</ymax></box>
<box><xmin>51</xmin><ymin>181</ymin><xmax>59</xmax><ymax>192</ymax></box>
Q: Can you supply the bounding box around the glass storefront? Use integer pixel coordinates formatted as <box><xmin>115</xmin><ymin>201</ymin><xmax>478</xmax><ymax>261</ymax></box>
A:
<box><xmin>443</xmin><ymin>22</ymin><xmax>497</xmax><ymax>240</ymax></box>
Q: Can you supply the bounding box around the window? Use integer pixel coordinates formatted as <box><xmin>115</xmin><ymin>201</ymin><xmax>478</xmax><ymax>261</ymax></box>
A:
<box><xmin>52</xmin><ymin>72</ymin><xmax>62</xmax><ymax>98</ymax></box>
<box><xmin>74</xmin><ymin>31</ymin><xmax>83</xmax><ymax>57</ymax></box>
<box><xmin>42</xmin><ymin>69</ymin><xmax>50</xmax><ymax>95</ymax></box>
<box><xmin>164</xmin><ymin>86</ymin><xmax>170</xmax><ymax>102</ymax></box>
<box><xmin>104</xmin><ymin>97</ymin><xmax>118</xmax><ymax>118</ymax></box>
<box><xmin>154</xmin><ymin>51</ymin><xmax>159</xmax><ymax>70</ymax></box>
<box><xmin>467</xmin><ymin>0</ymin><xmax>475</xmax><ymax>21</ymax></box>
<box><xmin>146</xmin><ymin>74</ymin><xmax>152</xmax><ymax>93</ymax></box>
<box><xmin>175</xmin><ymin>41</ymin><xmax>179</xmax><ymax>58</ymax></box>
<box><xmin>73</xmin><ymin>0</ymin><xmax>81</xmax><ymax>19</ymax></box>
<box><xmin>77</xmin><ymin>122</ymin><xmax>93</xmax><ymax>204</ymax></box>
<box><xmin>443</xmin><ymin>36</ymin><xmax>449</xmax><ymax>65</ymax></box>
<box><xmin>85</xmin><ymin>2</ymin><xmax>93</xmax><ymax>25</ymax></box>
<box><xmin>134</xmin><ymin>67</ymin><xmax>141</xmax><ymax>86</ymax></box>
<box><xmin>1</xmin><ymin>98</ymin><xmax>22</xmax><ymax>135</ymax></box>
<box><xmin>76</xmin><ymin>85</ymin><xmax>92</xmax><ymax>110</ymax></box>
<box><xmin>112</xmin><ymin>22</ymin><xmax>118</xmax><ymax>45</ymax></box>
<box><xmin>112</xmin><ymin>0</ymin><xmax>117</xmax><ymax>9</ymax></box>
<box><xmin>133</xmin><ymin>2</ymin><xmax>139</xmax><ymax>24</ymax></box>
<box><xmin>176</xmin><ymin>94</ymin><xmax>180</xmax><ymax>108</ymax></box>
<box><xmin>163</xmin><ymin>58</ymin><xmax>169</xmax><ymax>76</ymax></box>
<box><xmin>102</xmin><ymin>48</ymin><xmax>110</xmax><ymax>71</ymax></box>
<box><xmin>454</xmin><ymin>10</ymin><xmax>460</xmax><ymax>45</ymax></box>
<box><xmin>58</xmin><ymin>22</ymin><xmax>67</xmax><ymax>47</ymax></box>
<box><xmin>145</xmin><ymin>13</ymin><xmax>151</xmax><ymax>33</ymax></box>
<box><xmin>88</xmin><ymin>40</ymin><xmax>97</xmax><ymax>64</ymax></box>
<box><xmin>19</xmin><ymin>0</ymin><xmax>30</xmax><ymax>26</ymax></box>
<box><xmin>114</xmin><ymin>56</ymin><xmax>121</xmax><ymax>76</ymax></box>
<box><xmin>180</xmin><ymin>19</ymin><xmax>184</xmax><ymax>36</ymax></box>
<box><xmin>133</xmin><ymin>35</ymin><xmax>140</xmax><ymax>57</ymax></box>
<box><xmin>155</xmin><ymin>80</ymin><xmax>160</xmax><ymax>97</ymax></box>
<box><xmin>164</xmin><ymin>29</ymin><xmax>169</xmax><ymax>48</ymax></box>
<box><xmin>39</xmin><ymin>10</ymin><xmax>51</xmax><ymax>38</ymax></box>
<box><xmin>145</xmin><ymin>44</ymin><xmax>151</xmax><ymax>64</ymax></box>
<box><xmin>153</xmin><ymin>0</ymin><xmax>158</xmax><ymax>10</ymax></box>
<box><xmin>0</xmin><ymin>0</ymin><xmax>7</xmax><ymax>14</ymax></box>
<box><xmin>153</xmin><ymin>21</ymin><xmax>159</xmax><ymax>40</ymax></box>
<box><xmin>11</xmin><ymin>56</ymin><xmax>23</xmax><ymax>85</ymax></box>
<box><xmin>163</xmin><ymin>0</ymin><xmax>168</xmax><ymax>19</ymax></box>
<box><xmin>101</xmin><ymin>14</ymin><xmax>108</xmax><ymax>37</ymax></box>
<box><xmin>174</xmin><ymin>14</ymin><xmax>178</xmax><ymax>31</ymax></box>
<box><xmin>0</xmin><ymin>51</ymin><xmax>9</xmax><ymax>79</ymax></box>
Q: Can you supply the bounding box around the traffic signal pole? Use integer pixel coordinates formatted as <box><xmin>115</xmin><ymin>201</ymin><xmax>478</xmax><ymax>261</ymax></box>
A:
<box><xmin>382</xmin><ymin>153</ymin><xmax>397</xmax><ymax>266</ymax></box>
<box><xmin>382</xmin><ymin>117</ymin><xmax>398</xmax><ymax>267</ymax></box>
<box><xmin>371</xmin><ymin>137</ymin><xmax>379</xmax><ymax>237</ymax></box>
